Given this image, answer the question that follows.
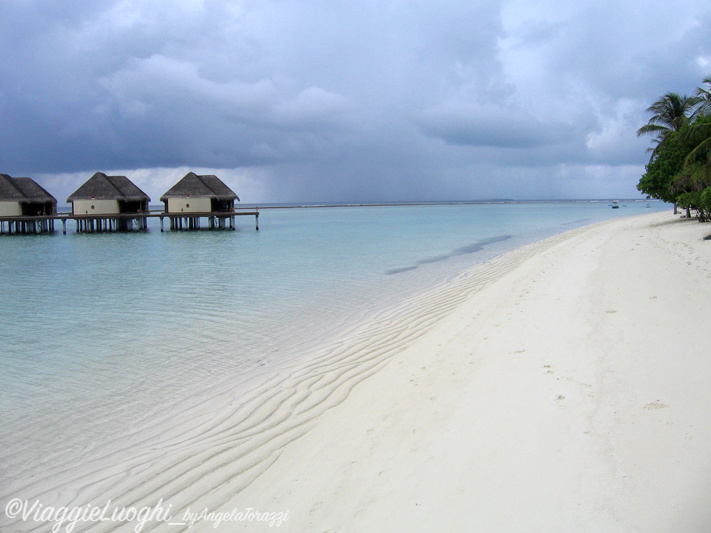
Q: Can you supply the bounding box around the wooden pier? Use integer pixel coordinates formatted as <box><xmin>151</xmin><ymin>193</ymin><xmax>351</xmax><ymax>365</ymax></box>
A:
<box><xmin>0</xmin><ymin>209</ymin><xmax>259</xmax><ymax>235</ymax></box>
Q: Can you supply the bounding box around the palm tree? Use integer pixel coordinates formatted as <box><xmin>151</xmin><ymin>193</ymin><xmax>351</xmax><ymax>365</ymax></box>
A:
<box><xmin>637</xmin><ymin>92</ymin><xmax>698</xmax><ymax>160</ymax></box>
<box><xmin>693</xmin><ymin>76</ymin><xmax>711</xmax><ymax>117</ymax></box>
<box><xmin>682</xmin><ymin>116</ymin><xmax>711</xmax><ymax>168</ymax></box>
<box><xmin>681</xmin><ymin>77</ymin><xmax>711</xmax><ymax>170</ymax></box>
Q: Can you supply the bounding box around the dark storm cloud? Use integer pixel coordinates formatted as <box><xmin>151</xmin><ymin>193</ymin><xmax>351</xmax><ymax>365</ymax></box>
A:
<box><xmin>418</xmin><ymin>103</ymin><xmax>571</xmax><ymax>148</ymax></box>
<box><xmin>1</xmin><ymin>0</ymin><xmax>711</xmax><ymax>202</ymax></box>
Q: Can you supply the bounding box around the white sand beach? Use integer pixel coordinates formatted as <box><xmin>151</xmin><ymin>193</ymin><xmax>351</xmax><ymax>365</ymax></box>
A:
<box><xmin>3</xmin><ymin>211</ymin><xmax>711</xmax><ymax>533</ymax></box>
<box><xmin>227</xmin><ymin>211</ymin><xmax>711</xmax><ymax>532</ymax></box>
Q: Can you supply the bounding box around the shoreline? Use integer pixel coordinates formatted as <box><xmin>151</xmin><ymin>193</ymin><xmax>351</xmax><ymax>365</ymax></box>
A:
<box><xmin>3</xmin><ymin>210</ymin><xmax>710</xmax><ymax>532</ymax></box>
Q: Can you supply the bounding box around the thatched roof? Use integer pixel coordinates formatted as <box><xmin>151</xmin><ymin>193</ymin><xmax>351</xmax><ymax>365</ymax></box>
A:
<box><xmin>160</xmin><ymin>172</ymin><xmax>239</xmax><ymax>202</ymax></box>
<box><xmin>67</xmin><ymin>172</ymin><xmax>150</xmax><ymax>203</ymax></box>
<box><xmin>0</xmin><ymin>173</ymin><xmax>57</xmax><ymax>204</ymax></box>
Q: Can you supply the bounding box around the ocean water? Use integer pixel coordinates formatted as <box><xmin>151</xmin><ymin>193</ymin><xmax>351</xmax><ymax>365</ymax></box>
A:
<box><xmin>0</xmin><ymin>200</ymin><xmax>667</xmax><ymax>497</ymax></box>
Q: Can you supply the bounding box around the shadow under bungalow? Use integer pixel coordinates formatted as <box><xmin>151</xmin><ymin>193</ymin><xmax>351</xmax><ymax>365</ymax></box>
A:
<box><xmin>0</xmin><ymin>171</ymin><xmax>257</xmax><ymax>235</ymax></box>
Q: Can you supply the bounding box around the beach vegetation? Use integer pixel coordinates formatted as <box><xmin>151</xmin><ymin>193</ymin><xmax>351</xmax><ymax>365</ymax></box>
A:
<box><xmin>693</xmin><ymin>76</ymin><xmax>711</xmax><ymax>118</ymax></box>
<box><xmin>700</xmin><ymin>186</ymin><xmax>711</xmax><ymax>215</ymax></box>
<box><xmin>681</xmin><ymin>114</ymin><xmax>711</xmax><ymax>168</ymax></box>
<box><xmin>637</xmin><ymin>92</ymin><xmax>698</xmax><ymax>161</ymax></box>
<box><xmin>638</xmin><ymin>76</ymin><xmax>711</xmax><ymax>221</ymax></box>
<box><xmin>637</xmin><ymin>130</ymin><xmax>686</xmax><ymax>203</ymax></box>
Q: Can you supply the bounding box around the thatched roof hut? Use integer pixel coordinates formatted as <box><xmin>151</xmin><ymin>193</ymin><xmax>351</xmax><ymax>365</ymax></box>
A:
<box><xmin>67</xmin><ymin>172</ymin><xmax>150</xmax><ymax>215</ymax></box>
<box><xmin>160</xmin><ymin>172</ymin><xmax>239</xmax><ymax>213</ymax></box>
<box><xmin>0</xmin><ymin>173</ymin><xmax>57</xmax><ymax>216</ymax></box>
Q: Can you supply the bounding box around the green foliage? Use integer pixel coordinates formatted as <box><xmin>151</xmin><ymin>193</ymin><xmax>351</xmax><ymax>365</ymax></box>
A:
<box><xmin>637</xmin><ymin>77</ymin><xmax>711</xmax><ymax>220</ymax></box>
<box><xmin>681</xmin><ymin>114</ymin><xmax>711</xmax><ymax>168</ymax></box>
<box><xmin>698</xmin><ymin>186</ymin><xmax>711</xmax><ymax>221</ymax></box>
<box><xmin>675</xmin><ymin>190</ymin><xmax>709</xmax><ymax>221</ymax></box>
<box><xmin>675</xmin><ymin>191</ymin><xmax>701</xmax><ymax>209</ymax></box>
<box><xmin>671</xmin><ymin>159</ymin><xmax>711</xmax><ymax>220</ymax></box>
<box><xmin>672</xmin><ymin>160</ymin><xmax>708</xmax><ymax>193</ymax></box>
<box><xmin>700</xmin><ymin>187</ymin><xmax>711</xmax><ymax>214</ymax></box>
<box><xmin>637</xmin><ymin>131</ymin><xmax>687</xmax><ymax>203</ymax></box>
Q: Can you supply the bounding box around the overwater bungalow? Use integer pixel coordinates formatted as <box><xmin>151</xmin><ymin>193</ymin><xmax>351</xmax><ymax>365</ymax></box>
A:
<box><xmin>160</xmin><ymin>172</ymin><xmax>241</xmax><ymax>230</ymax></box>
<box><xmin>0</xmin><ymin>173</ymin><xmax>57</xmax><ymax>234</ymax></box>
<box><xmin>67</xmin><ymin>172</ymin><xmax>151</xmax><ymax>232</ymax></box>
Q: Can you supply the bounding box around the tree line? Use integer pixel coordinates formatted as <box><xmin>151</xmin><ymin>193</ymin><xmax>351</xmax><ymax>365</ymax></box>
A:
<box><xmin>637</xmin><ymin>76</ymin><xmax>711</xmax><ymax>221</ymax></box>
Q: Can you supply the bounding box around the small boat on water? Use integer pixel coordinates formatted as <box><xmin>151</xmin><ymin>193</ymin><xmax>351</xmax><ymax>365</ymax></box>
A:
<box><xmin>611</xmin><ymin>200</ymin><xmax>620</xmax><ymax>209</ymax></box>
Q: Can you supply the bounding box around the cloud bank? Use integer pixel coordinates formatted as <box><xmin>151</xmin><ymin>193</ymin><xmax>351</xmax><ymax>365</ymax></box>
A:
<box><xmin>1</xmin><ymin>0</ymin><xmax>710</xmax><ymax>202</ymax></box>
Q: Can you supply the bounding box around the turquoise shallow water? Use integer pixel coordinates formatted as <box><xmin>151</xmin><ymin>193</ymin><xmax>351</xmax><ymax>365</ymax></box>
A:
<box><xmin>0</xmin><ymin>200</ymin><xmax>668</xmax><ymax>485</ymax></box>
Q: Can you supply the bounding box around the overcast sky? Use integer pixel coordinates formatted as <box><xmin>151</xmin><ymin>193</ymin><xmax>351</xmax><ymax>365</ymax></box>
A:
<box><xmin>2</xmin><ymin>0</ymin><xmax>710</xmax><ymax>203</ymax></box>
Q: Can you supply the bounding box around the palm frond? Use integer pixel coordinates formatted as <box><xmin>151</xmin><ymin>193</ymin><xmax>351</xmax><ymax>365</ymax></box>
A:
<box><xmin>693</xmin><ymin>76</ymin><xmax>711</xmax><ymax>117</ymax></box>
<box><xmin>636</xmin><ymin>123</ymin><xmax>669</xmax><ymax>137</ymax></box>
<box><xmin>684</xmin><ymin>135</ymin><xmax>711</xmax><ymax>167</ymax></box>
